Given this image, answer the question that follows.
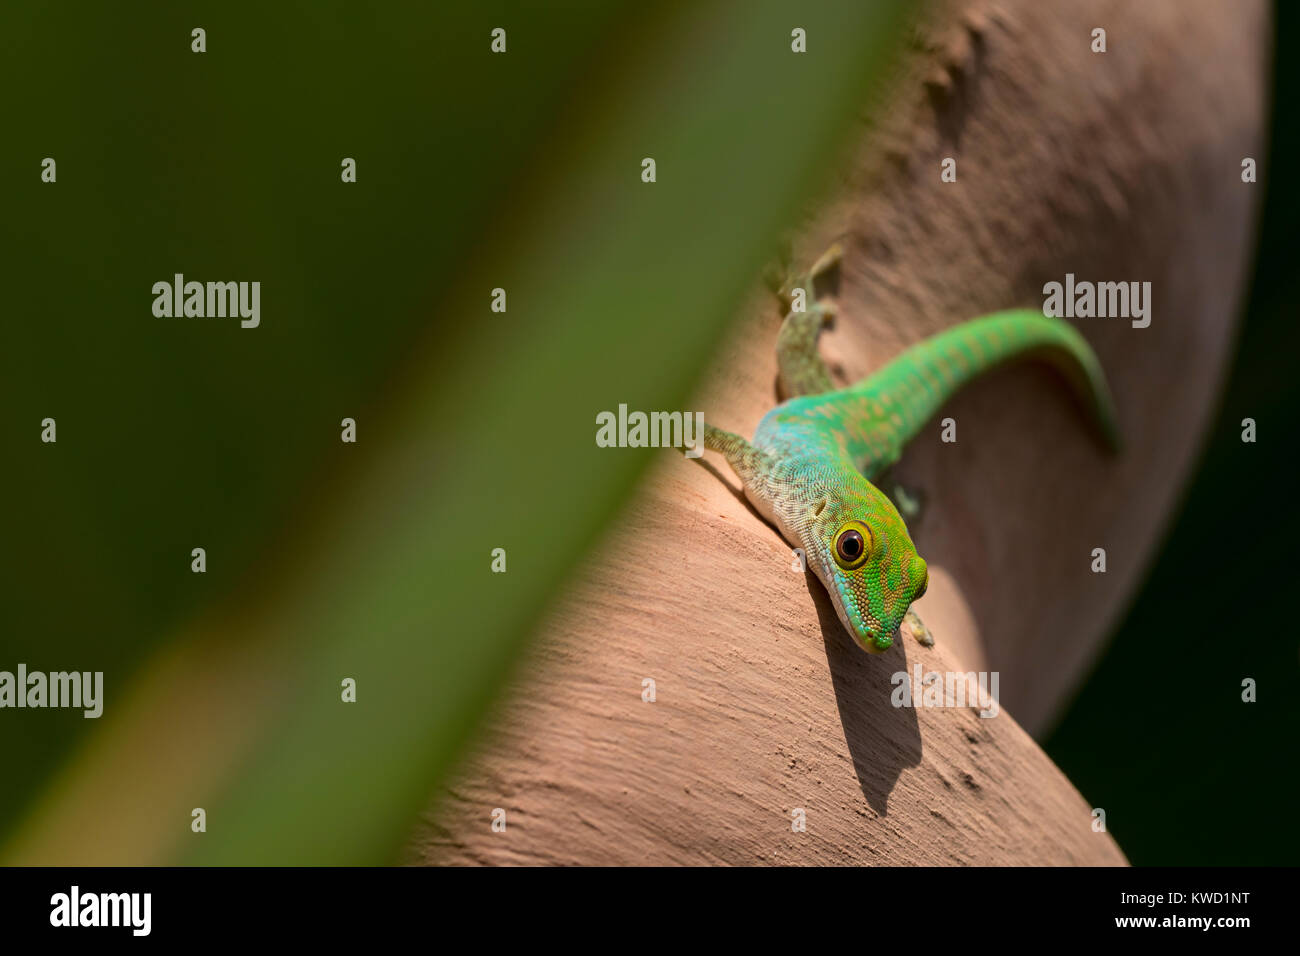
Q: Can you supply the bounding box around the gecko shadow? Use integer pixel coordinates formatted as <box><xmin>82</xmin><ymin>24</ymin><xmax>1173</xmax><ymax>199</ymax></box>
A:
<box><xmin>689</xmin><ymin>454</ymin><xmax>923</xmax><ymax>813</ymax></box>
<box><xmin>807</xmin><ymin>575</ymin><xmax>923</xmax><ymax>816</ymax></box>
<box><xmin>691</xmin><ymin>456</ymin><xmax>751</xmax><ymax>511</ymax></box>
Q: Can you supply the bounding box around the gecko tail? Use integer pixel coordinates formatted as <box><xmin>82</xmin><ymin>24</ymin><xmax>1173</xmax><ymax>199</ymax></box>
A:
<box><xmin>1008</xmin><ymin>311</ymin><xmax>1122</xmax><ymax>453</ymax></box>
<box><xmin>1053</xmin><ymin>325</ymin><xmax>1122</xmax><ymax>454</ymax></box>
<box><xmin>862</xmin><ymin>309</ymin><xmax>1122</xmax><ymax>454</ymax></box>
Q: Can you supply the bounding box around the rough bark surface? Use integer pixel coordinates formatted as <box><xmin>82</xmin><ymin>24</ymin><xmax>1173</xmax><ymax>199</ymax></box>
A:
<box><xmin>413</xmin><ymin>0</ymin><xmax>1267</xmax><ymax>865</ymax></box>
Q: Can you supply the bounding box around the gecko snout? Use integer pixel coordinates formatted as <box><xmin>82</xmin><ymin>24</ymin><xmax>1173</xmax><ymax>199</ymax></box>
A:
<box><xmin>858</xmin><ymin>628</ymin><xmax>894</xmax><ymax>654</ymax></box>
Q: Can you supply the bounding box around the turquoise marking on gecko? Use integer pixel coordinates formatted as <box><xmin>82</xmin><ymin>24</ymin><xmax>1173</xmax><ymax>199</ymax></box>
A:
<box><xmin>699</xmin><ymin>245</ymin><xmax>1119</xmax><ymax>653</ymax></box>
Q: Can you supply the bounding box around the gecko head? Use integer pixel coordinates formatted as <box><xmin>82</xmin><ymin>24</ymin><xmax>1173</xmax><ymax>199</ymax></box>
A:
<box><xmin>805</xmin><ymin>484</ymin><xmax>928</xmax><ymax>653</ymax></box>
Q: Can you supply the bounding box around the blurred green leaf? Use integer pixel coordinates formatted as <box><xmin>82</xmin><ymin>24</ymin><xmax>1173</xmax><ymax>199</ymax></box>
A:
<box><xmin>1</xmin><ymin>0</ymin><xmax>906</xmax><ymax>863</ymax></box>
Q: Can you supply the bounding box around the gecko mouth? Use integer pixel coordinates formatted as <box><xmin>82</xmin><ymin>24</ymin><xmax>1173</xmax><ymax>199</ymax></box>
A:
<box><xmin>859</xmin><ymin>628</ymin><xmax>894</xmax><ymax>653</ymax></box>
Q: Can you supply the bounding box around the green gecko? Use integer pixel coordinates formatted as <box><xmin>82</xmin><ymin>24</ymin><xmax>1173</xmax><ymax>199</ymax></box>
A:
<box><xmin>697</xmin><ymin>245</ymin><xmax>1119</xmax><ymax>653</ymax></box>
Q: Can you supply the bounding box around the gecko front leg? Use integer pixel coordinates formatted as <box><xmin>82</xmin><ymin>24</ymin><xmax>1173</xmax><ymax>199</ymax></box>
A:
<box><xmin>904</xmin><ymin>607</ymin><xmax>934</xmax><ymax>647</ymax></box>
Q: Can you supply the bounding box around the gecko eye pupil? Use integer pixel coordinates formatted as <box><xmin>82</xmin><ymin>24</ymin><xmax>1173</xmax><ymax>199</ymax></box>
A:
<box><xmin>837</xmin><ymin>530</ymin><xmax>863</xmax><ymax>561</ymax></box>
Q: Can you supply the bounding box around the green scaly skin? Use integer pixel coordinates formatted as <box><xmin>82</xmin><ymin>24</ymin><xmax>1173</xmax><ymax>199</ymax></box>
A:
<box><xmin>700</xmin><ymin>246</ymin><xmax>1120</xmax><ymax>653</ymax></box>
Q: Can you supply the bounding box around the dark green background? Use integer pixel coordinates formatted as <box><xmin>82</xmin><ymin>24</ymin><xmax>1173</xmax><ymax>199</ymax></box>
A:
<box><xmin>0</xmin><ymin>0</ymin><xmax>635</xmax><ymax>834</ymax></box>
<box><xmin>1045</xmin><ymin>3</ymin><xmax>1298</xmax><ymax>866</ymax></box>
<box><xmin>0</xmin><ymin>0</ymin><xmax>911</xmax><ymax>863</ymax></box>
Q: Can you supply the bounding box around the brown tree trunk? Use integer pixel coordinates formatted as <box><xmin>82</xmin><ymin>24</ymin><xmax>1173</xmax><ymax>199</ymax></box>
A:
<box><xmin>414</xmin><ymin>0</ymin><xmax>1267</xmax><ymax>865</ymax></box>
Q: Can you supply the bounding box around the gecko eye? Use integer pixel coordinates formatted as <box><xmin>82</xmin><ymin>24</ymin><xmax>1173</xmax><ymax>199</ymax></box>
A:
<box><xmin>833</xmin><ymin>522</ymin><xmax>872</xmax><ymax>570</ymax></box>
<box><xmin>838</xmin><ymin>531</ymin><xmax>863</xmax><ymax>560</ymax></box>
